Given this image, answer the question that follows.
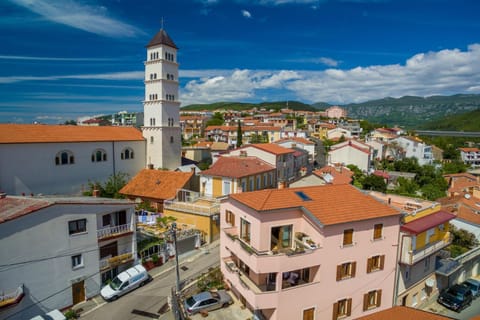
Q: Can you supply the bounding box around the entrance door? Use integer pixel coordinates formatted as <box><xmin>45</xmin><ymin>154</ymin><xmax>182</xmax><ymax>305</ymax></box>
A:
<box><xmin>303</xmin><ymin>308</ymin><xmax>314</xmax><ymax>320</ymax></box>
<box><xmin>72</xmin><ymin>280</ymin><xmax>85</xmax><ymax>305</ymax></box>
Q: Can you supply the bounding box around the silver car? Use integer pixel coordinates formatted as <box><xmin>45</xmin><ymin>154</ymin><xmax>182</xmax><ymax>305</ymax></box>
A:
<box><xmin>184</xmin><ymin>290</ymin><xmax>233</xmax><ymax>315</ymax></box>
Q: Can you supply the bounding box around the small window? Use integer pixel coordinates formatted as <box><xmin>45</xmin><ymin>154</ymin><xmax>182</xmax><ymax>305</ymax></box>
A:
<box><xmin>91</xmin><ymin>149</ymin><xmax>107</xmax><ymax>163</ymax></box>
<box><xmin>336</xmin><ymin>261</ymin><xmax>356</xmax><ymax>281</ymax></box>
<box><xmin>170</xmin><ymin>136</ymin><xmax>174</xmax><ymax>143</ymax></box>
<box><xmin>367</xmin><ymin>255</ymin><xmax>385</xmax><ymax>273</ymax></box>
<box><xmin>333</xmin><ymin>298</ymin><xmax>352</xmax><ymax>319</ymax></box>
<box><xmin>102</xmin><ymin>214</ymin><xmax>111</xmax><ymax>227</ymax></box>
<box><xmin>72</xmin><ymin>254</ymin><xmax>83</xmax><ymax>269</ymax></box>
<box><xmin>373</xmin><ymin>224</ymin><xmax>383</xmax><ymax>240</ymax></box>
<box><xmin>225</xmin><ymin>210</ymin><xmax>235</xmax><ymax>226</ymax></box>
<box><xmin>150</xmin><ymin>136</ymin><xmax>154</xmax><ymax>144</ymax></box>
<box><xmin>363</xmin><ymin>290</ymin><xmax>382</xmax><ymax>310</ymax></box>
<box><xmin>121</xmin><ymin>148</ymin><xmax>134</xmax><ymax>160</ymax></box>
<box><xmin>343</xmin><ymin>229</ymin><xmax>353</xmax><ymax>246</ymax></box>
<box><xmin>55</xmin><ymin>150</ymin><xmax>75</xmax><ymax>166</ymax></box>
<box><xmin>69</xmin><ymin>219</ymin><xmax>87</xmax><ymax>235</ymax></box>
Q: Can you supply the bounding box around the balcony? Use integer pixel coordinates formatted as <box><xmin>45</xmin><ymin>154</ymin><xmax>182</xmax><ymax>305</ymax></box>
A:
<box><xmin>97</xmin><ymin>224</ymin><xmax>133</xmax><ymax>241</ymax></box>
<box><xmin>163</xmin><ymin>196</ymin><xmax>220</xmax><ymax>217</ymax></box>
<box><xmin>400</xmin><ymin>232</ymin><xmax>452</xmax><ymax>265</ymax></box>
<box><xmin>100</xmin><ymin>252</ymin><xmax>134</xmax><ymax>271</ymax></box>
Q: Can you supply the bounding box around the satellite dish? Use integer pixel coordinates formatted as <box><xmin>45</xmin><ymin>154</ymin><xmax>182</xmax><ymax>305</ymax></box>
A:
<box><xmin>465</xmin><ymin>194</ymin><xmax>471</xmax><ymax>199</ymax></box>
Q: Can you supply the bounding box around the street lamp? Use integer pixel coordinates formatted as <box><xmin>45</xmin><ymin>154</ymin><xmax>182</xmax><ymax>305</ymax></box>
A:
<box><xmin>171</xmin><ymin>222</ymin><xmax>181</xmax><ymax>292</ymax></box>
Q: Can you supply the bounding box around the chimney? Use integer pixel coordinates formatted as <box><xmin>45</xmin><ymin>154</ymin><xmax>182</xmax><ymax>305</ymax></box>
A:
<box><xmin>147</xmin><ymin>163</ymin><xmax>154</xmax><ymax>170</ymax></box>
<box><xmin>278</xmin><ymin>180</ymin><xmax>288</xmax><ymax>189</ymax></box>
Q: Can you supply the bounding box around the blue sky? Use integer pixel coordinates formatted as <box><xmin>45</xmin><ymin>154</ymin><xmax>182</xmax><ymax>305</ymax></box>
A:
<box><xmin>1</xmin><ymin>0</ymin><xmax>480</xmax><ymax>124</ymax></box>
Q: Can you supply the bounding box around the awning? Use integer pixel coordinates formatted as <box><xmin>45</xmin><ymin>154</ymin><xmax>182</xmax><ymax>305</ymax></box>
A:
<box><xmin>401</xmin><ymin>210</ymin><xmax>455</xmax><ymax>234</ymax></box>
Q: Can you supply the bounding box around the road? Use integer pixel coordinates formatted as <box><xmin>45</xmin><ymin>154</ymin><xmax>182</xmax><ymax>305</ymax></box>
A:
<box><xmin>309</xmin><ymin>136</ymin><xmax>326</xmax><ymax>169</ymax></box>
<box><xmin>427</xmin><ymin>298</ymin><xmax>480</xmax><ymax>320</ymax></box>
<box><xmin>79</xmin><ymin>245</ymin><xmax>219</xmax><ymax>320</ymax></box>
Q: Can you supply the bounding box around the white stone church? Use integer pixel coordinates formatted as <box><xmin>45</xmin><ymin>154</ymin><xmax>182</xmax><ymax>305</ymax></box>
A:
<box><xmin>0</xmin><ymin>28</ymin><xmax>182</xmax><ymax>196</ymax></box>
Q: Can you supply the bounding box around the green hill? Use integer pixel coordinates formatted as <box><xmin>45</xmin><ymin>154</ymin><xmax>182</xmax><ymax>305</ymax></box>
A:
<box><xmin>420</xmin><ymin>108</ymin><xmax>480</xmax><ymax>131</ymax></box>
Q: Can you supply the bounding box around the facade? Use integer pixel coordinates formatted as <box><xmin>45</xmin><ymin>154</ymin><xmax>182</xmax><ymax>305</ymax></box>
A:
<box><xmin>0</xmin><ymin>195</ymin><xmax>136</xmax><ymax>320</ymax></box>
<box><xmin>199</xmin><ymin>156</ymin><xmax>276</xmax><ymax>197</ymax></box>
<box><xmin>142</xmin><ymin>29</ymin><xmax>181</xmax><ymax>170</ymax></box>
<box><xmin>0</xmin><ymin>125</ymin><xmax>146</xmax><ymax>195</ymax></box>
<box><xmin>368</xmin><ymin>192</ymin><xmax>455</xmax><ymax>308</ymax></box>
<box><xmin>274</xmin><ymin>138</ymin><xmax>315</xmax><ymax>164</ymax></box>
<box><xmin>328</xmin><ymin>140</ymin><xmax>372</xmax><ymax>172</ymax></box>
<box><xmin>220</xmin><ymin>184</ymin><xmax>401</xmax><ymax>320</ymax></box>
<box><xmin>392</xmin><ymin>136</ymin><xmax>433</xmax><ymax>166</ymax></box>
<box><xmin>459</xmin><ymin>147</ymin><xmax>480</xmax><ymax>168</ymax></box>
<box><xmin>325</xmin><ymin>106</ymin><xmax>347</xmax><ymax>119</ymax></box>
<box><xmin>204</xmin><ymin>125</ymin><xmax>281</xmax><ymax>146</ymax></box>
<box><xmin>179</xmin><ymin>115</ymin><xmax>207</xmax><ymax>140</ymax></box>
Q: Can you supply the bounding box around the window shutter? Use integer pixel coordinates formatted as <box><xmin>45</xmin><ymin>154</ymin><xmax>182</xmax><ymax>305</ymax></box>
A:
<box><xmin>363</xmin><ymin>293</ymin><xmax>369</xmax><ymax>311</ymax></box>
<box><xmin>367</xmin><ymin>257</ymin><xmax>372</xmax><ymax>273</ymax></box>
<box><xmin>347</xmin><ymin>298</ymin><xmax>352</xmax><ymax>316</ymax></box>
<box><xmin>332</xmin><ymin>302</ymin><xmax>339</xmax><ymax>320</ymax></box>
<box><xmin>351</xmin><ymin>261</ymin><xmax>357</xmax><ymax>277</ymax></box>
<box><xmin>380</xmin><ymin>255</ymin><xmax>385</xmax><ymax>270</ymax></box>
<box><xmin>336</xmin><ymin>265</ymin><xmax>342</xmax><ymax>281</ymax></box>
<box><xmin>377</xmin><ymin>290</ymin><xmax>382</xmax><ymax>307</ymax></box>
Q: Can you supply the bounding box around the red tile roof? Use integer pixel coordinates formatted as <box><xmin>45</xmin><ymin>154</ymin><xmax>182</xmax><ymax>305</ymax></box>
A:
<box><xmin>356</xmin><ymin>306</ymin><xmax>453</xmax><ymax>320</ymax></box>
<box><xmin>250</xmin><ymin>143</ymin><xmax>295</xmax><ymax>155</ymax></box>
<box><xmin>0</xmin><ymin>197</ymin><xmax>53</xmax><ymax>223</ymax></box>
<box><xmin>119</xmin><ymin>169</ymin><xmax>193</xmax><ymax>200</ymax></box>
<box><xmin>230</xmin><ymin>184</ymin><xmax>400</xmax><ymax>226</ymax></box>
<box><xmin>0</xmin><ymin>124</ymin><xmax>144</xmax><ymax>144</ymax></box>
<box><xmin>459</xmin><ymin>147</ymin><xmax>480</xmax><ymax>152</ymax></box>
<box><xmin>313</xmin><ymin>166</ymin><xmax>353</xmax><ymax>185</ymax></box>
<box><xmin>201</xmin><ymin>156</ymin><xmax>274</xmax><ymax>178</ymax></box>
<box><xmin>401</xmin><ymin>210</ymin><xmax>456</xmax><ymax>234</ymax></box>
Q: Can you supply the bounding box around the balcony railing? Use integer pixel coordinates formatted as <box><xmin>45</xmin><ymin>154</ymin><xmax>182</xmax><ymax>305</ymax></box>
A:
<box><xmin>401</xmin><ymin>232</ymin><xmax>452</xmax><ymax>265</ymax></box>
<box><xmin>100</xmin><ymin>252</ymin><xmax>134</xmax><ymax>271</ymax></box>
<box><xmin>163</xmin><ymin>199</ymin><xmax>220</xmax><ymax>217</ymax></box>
<box><xmin>97</xmin><ymin>224</ymin><xmax>133</xmax><ymax>240</ymax></box>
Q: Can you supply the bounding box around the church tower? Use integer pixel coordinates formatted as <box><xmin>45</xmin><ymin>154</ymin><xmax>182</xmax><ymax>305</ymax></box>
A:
<box><xmin>142</xmin><ymin>28</ymin><xmax>181</xmax><ymax>170</ymax></box>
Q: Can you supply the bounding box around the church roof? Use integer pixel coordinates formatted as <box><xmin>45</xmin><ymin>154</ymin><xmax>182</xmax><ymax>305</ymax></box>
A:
<box><xmin>0</xmin><ymin>124</ymin><xmax>144</xmax><ymax>144</ymax></box>
<box><xmin>146</xmin><ymin>29</ymin><xmax>178</xmax><ymax>49</ymax></box>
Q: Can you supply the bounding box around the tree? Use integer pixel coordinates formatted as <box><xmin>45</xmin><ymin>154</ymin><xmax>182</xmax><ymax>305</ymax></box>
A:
<box><xmin>84</xmin><ymin>172</ymin><xmax>129</xmax><ymax>198</ymax></box>
<box><xmin>442</xmin><ymin>160</ymin><xmax>468</xmax><ymax>174</ymax></box>
<box><xmin>362</xmin><ymin>175</ymin><xmax>387</xmax><ymax>192</ymax></box>
<box><xmin>393</xmin><ymin>177</ymin><xmax>419</xmax><ymax>196</ymax></box>
<box><xmin>236</xmin><ymin>121</ymin><xmax>243</xmax><ymax>148</ymax></box>
<box><xmin>448</xmin><ymin>225</ymin><xmax>479</xmax><ymax>258</ymax></box>
<box><xmin>64</xmin><ymin>120</ymin><xmax>77</xmax><ymax>125</ymax></box>
<box><xmin>206</xmin><ymin>112</ymin><xmax>224</xmax><ymax>126</ymax></box>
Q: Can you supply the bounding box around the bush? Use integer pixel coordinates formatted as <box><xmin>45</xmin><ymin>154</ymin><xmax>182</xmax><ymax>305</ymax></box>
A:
<box><xmin>64</xmin><ymin>309</ymin><xmax>78</xmax><ymax>320</ymax></box>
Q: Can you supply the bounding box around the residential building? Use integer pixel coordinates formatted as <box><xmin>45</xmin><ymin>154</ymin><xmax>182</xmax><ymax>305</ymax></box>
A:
<box><xmin>325</xmin><ymin>106</ymin><xmax>347</xmax><ymax>119</ymax></box>
<box><xmin>289</xmin><ymin>165</ymin><xmax>353</xmax><ymax>188</ymax></box>
<box><xmin>0</xmin><ymin>125</ymin><xmax>146</xmax><ymax>195</ymax></box>
<box><xmin>199</xmin><ymin>156</ymin><xmax>276</xmax><ymax>197</ymax></box>
<box><xmin>459</xmin><ymin>147</ymin><xmax>480</xmax><ymax>168</ymax></box>
<box><xmin>142</xmin><ymin>28</ymin><xmax>181</xmax><ymax>170</ymax></box>
<box><xmin>392</xmin><ymin>136</ymin><xmax>433</xmax><ymax>166</ymax></box>
<box><xmin>179</xmin><ymin>115</ymin><xmax>207</xmax><ymax>140</ymax></box>
<box><xmin>274</xmin><ymin>137</ymin><xmax>316</xmax><ymax>164</ymax></box>
<box><xmin>220</xmin><ymin>184</ymin><xmax>401</xmax><ymax>320</ymax></box>
<box><xmin>328</xmin><ymin>140</ymin><xmax>373</xmax><ymax>172</ymax></box>
<box><xmin>204</xmin><ymin>125</ymin><xmax>281</xmax><ymax>146</ymax></box>
<box><xmin>368</xmin><ymin>192</ymin><xmax>455</xmax><ymax>307</ymax></box>
<box><xmin>0</xmin><ymin>194</ymin><xmax>136</xmax><ymax>320</ymax></box>
<box><xmin>327</xmin><ymin>127</ymin><xmax>353</xmax><ymax>140</ymax></box>
<box><xmin>443</xmin><ymin>172</ymin><xmax>479</xmax><ymax>197</ymax></box>
<box><xmin>337</xmin><ymin>119</ymin><xmax>362</xmax><ymax>137</ymax></box>
<box><xmin>229</xmin><ymin>144</ymin><xmax>296</xmax><ymax>182</ymax></box>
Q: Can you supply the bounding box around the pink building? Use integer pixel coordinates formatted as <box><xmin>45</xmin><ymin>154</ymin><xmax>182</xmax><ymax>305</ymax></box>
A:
<box><xmin>220</xmin><ymin>184</ymin><xmax>401</xmax><ymax>320</ymax></box>
<box><xmin>325</xmin><ymin>106</ymin><xmax>347</xmax><ymax>119</ymax></box>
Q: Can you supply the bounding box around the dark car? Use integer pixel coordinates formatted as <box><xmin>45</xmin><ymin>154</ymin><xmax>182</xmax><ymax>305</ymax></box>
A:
<box><xmin>462</xmin><ymin>278</ymin><xmax>480</xmax><ymax>298</ymax></box>
<box><xmin>183</xmin><ymin>290</ymin><xmax>232</xmax><ymax>315</ymax></box>
<box><xmin>437</xmin><ymin>284</ymin><xmax>473</xmax><ymax>312</ymax></box>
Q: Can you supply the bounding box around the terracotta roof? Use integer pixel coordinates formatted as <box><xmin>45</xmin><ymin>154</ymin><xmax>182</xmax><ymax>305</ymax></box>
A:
<box><xmin>249</xmin><ymin>143</ymin><xmax>295</xmax><ymax>155</ymax></box>
<box><xmin>0</xmin><ymin>124</ymin><xmax>144</xmax><ymax>144</ymax></box>
<box><xmin>313</xmin><ymin>166</ymin><xmax>353</xmax><ymax>185</ymax></box>
<box><xmin>200</xmin><ymin>156</ymin><xmax>274</xmax><ymax>178</ymax></box>
<box><xmin>0</xmin><ymin>197</ymin><xmax>53</xmax><ymax>223</ymax></box>
<box><xmin>146</xmin><ymin>28</ymin><xmax>178</xmax><ymax>49</ymax></box>
<box><xmin>119</xmin><ymin>169</ymin><xmax>193</xmax><ymax>200</ymax></box>
<box><xmin>401</xmin><ymin>210</ymin><xmax>456</xmax><ymax>234</ymax></box>
<box><xmin>456</xmin><ymin>205</ymin><xmax>480</xmax><ymax>225</ymax></box>
<box><xmin>356</xmin><ymin>306</ymin><xmax>454</xmax><ymax>320</ymax></box>
<box><xmin>230</xmin><ymin>184</ymin><xmax>400</xmax><ymax>226</ymax></box>
<box><xmin>275</xmin><ymin>137</ymin><xmax>315</xmax><ymax>145</ymax></box>
<box><xmin>373</xmin><ymin>170</ymin><xmax>390</xmax><ymax>179</ymax></box>
<box><xmin>459</xmin><ymin>147</ymin><xmax>480</xmax><ymax>152</ymax></box>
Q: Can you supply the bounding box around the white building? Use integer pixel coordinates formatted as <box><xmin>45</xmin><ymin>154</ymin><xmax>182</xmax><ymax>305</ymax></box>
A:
<box><xmin>392</xmin><ymin>136</ymin><xmax>433</xmax><ymax>166</ymax></box>
<box><xmin>142</xmin><ymin>29</ymin><xmax>181</xmax><ymax>170</ymax></box>
<box><xmin>0</xmin><ymin>194</ymin><xmax>136</xmax><ymax>320</ymax></box>
<box><xmin>459</xmin><ymin>147</ymin><xmax>480</xmax><ymax>168</ymax></box>
<box><xmin>328</xmin><ymin>140</ymin><xmax>373</xmax><ymax>172</ymax></box>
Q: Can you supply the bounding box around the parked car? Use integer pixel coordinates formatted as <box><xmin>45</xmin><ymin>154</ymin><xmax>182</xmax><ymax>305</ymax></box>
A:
<box><xmin>30</xmin><ymin>309</ymin><xmax>66</xmax><ymax>320</ymax></box>
<box><xmin>100</xmin><ymin>264</ymin><xmax>150</xmax><ymax>301</ymax></box>
<box><xmin>437</xmin><ymin>283</ymin><xmax>473</xmax><ymax>312</ymax></box>
<box><xmin>462</xmin><ymin>278</ymin><xmax>480</xmax><ymax>298</ymax></box>
<box><xmin>183</xmin><ymin>290</ymin><xmax>233</xmax><ymax>315</ymax></box>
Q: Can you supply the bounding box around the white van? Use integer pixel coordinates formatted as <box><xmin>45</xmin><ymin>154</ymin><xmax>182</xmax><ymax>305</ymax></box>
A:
<box><xmin>100</xmin><ymin>264</ymin><xmax>150</xmax><ymax>301</ymax></box>
<box><xmin>30</xmin><ymin>309</ymin><xmax>66</xmax><ymax>320</ymax></box>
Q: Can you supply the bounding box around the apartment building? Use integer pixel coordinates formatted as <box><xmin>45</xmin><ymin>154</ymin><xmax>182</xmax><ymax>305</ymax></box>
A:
<box><xmin>367</xmin><ymin>192</ymin><xmax>455</xmax><ymax>307</ymax></box>
<box><xmin>328</xmin><ymin>140</ymin><xmax>373</xmax><ymax>172</ymax></box>
<box><xmin>459</xmin><ymin>147</ymin><xmax>480</xmax><ymax>168</ymax></box>
<box><xmin>391</xmin><ymin>136</ymin><xmax>433</xmax><ymax>166</ymax></box>
<box><xmin>220</xmin><ymin>184</ymin><xmax>401</xmax><ymax>320</ymax></box>
<box><xmin>0</xmin><ymin>195</ymin><xmax>136</xmax><ymax>320</ymax></box>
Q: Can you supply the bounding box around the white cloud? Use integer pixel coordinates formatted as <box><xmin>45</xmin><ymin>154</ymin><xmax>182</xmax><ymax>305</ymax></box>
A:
<box><xmin>180</xmin><ymin>44</ymin><xmax>480</xmax><ymax>105</ymax></box>
<box><xmin>241</xmin><ymin>9</ymin><xmax>252</xmax><ymax>18</ymax></box>
<box><xmin>8</xmin><ymin>0</ymin><xmax>142</xmax><ymax>37</ymax></box>
<box><xmin>0</xmin><ymin>71</ymin><xmax>144</xmax><ymax>84</ymax></box>
<box><xmin>318</xmin><ymin>57</ymin><xmax>340</xmax><ymax>67</ymax></box>
<box><xmin>0</xmin><ymin>55</ymin><xmax>115</xmax><ymax>61</ymax></box>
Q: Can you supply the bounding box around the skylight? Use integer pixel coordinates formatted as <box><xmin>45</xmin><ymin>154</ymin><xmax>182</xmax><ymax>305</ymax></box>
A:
<box><xmin>295</xmin><ymin>191</ymin><xmax>312</xmax><ymax>201</ymax></box>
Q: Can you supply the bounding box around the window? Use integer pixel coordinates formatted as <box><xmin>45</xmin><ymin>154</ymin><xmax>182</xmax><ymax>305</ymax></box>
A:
<box><xmin>303</xmin><ymin>307</ymin><xmax>314</xmax><ymax>320</ymax></box>
<box><xmin>69</xmin><ymin>219</ymin><xmax>87</xmax><ymax>235</ymax></box>
<box><xmin>373</xmin><ymin>224</ymin><xmax>383</xmax><ymax>240</ymax></box>
<box><xmin>223</xmin><ymin>180</ymin><xmax>231</xmax><ymax>196</ymax></box>
<box><xmin>249</xmin><ymin>178</ymin><xmax>254</xmax><ymax>191</ymax></box>
<box><xmin>102</xmin><ymin>214</ymin><xmax>111</xmax><ymax>227</ymax></box>
<box><xmin>333</xmin><ymin>298</ymin><xmax>352</xmax><ymax>319</ymax></box>
<box><xmin>411</xmin><ymin>293</ymin><xmax>418</xmax><ymax>307</ymax></box>
<box><xmin>225</xmin><ymin>210</ymin><xmax>235</xmax><ymax>226</ymax></box>
<box><xmin>367</xmin><ymin>255</ymin><xmax>385</xmax><ymax>273</ymax></box>
<box><xmin>170</xmin><ymin>136</ymin><xmax>174</xmax><ymax>143</ymax></box>
<box><xmin>421</xmin><ymin>288</ymin><xmax>427</xmax><ymax>301</ymax></box>
<box><xmin>343</xmin><ymin>229</ymin><xmax>354</xmax><ymax>246</ymax></box>
<box><xmin>426</xmin><ymin>228</ymin><xmax>435</xmax><ymax>244</ymax></box>
<box><xmin>363</xmin><ymin>290</ymin><xmax>382</xmax><ymax>310</ymax></box>
<box><xmin>256</xmin><ymin>176</ymin><xmax>261</xmax><ymax>190</ymax></box>
<box><xmin>55</xmin><ymin>150</ymin><xmax>74</xmax><ymax>165</ymax></box>
<box><xmin>336</xmin><ymin>261</ymin><xmax>356</xmax><ymax>281</ymax></box>
<box><xmin>424</xmin><ymin>256</ymin><xmax>431</xmax><ymax>271</ymax></box>
<box><xmin>240</xmin><ymin>218</ymin><xmax>251</xmax><ymax>243</ymax></box>
<box><xmin>150</xmin><ymin>136</ymin><xmax>154</xmax><ymax>144</ymax></box>
<box><xmin>71</xmin><ymin>254</ymin><xmax>83</xmax><ymax>269</ymax></box>
<box><xmin>121</xmin><ymin>148</ymin><xmax>134</xmax><ymax>160</ymax></box>
<box><xmin>271</xmin><ymin>225</ymin><xmax>292</xmax><ymax>251</ymax></box>
<box><xmin>91</xmin><ymin>149</ymin><xmax>107</xmax><ymax>162</ymax></box>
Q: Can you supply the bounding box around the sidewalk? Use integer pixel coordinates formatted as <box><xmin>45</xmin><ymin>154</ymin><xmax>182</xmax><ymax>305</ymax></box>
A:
<box><xmin>73</xmin><ymin>240</ymin><xmax>219</xmax><ymax>319</ymax></box>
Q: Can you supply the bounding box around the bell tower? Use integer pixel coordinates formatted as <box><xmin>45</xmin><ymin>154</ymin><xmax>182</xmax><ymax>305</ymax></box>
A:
<box><xmin>142</xmin><ymin>28</ymin><xmax>181</xmax><ymax>169</ymax></box>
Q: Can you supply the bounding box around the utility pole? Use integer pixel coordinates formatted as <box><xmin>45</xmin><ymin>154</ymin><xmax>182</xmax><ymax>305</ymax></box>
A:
<box><xmin>171</xmin><ymin>222</ymin><xmax>181</xmax><ymax>292</ymax></box>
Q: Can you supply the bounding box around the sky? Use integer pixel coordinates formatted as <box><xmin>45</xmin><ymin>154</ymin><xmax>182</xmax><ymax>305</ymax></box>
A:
<box><xmin>1</xmin><ymin>0</ymin><xmax>480</xmax><ymax>124</ymax></box>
